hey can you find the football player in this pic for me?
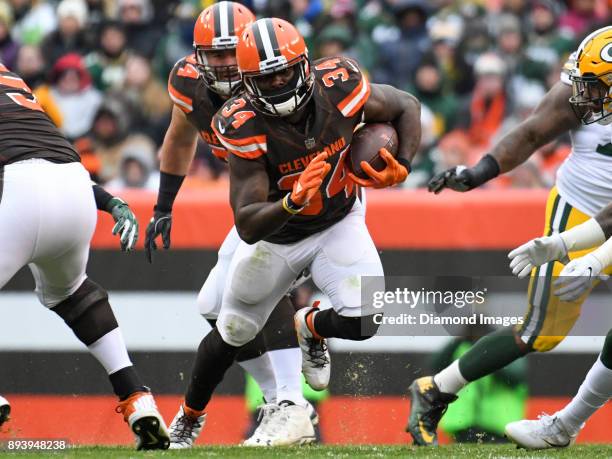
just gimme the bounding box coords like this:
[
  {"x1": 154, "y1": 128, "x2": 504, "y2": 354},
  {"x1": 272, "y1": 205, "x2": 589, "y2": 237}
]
[
  {"x1": 0, "y1": 64, "x2": 169, "y2": 449},
  {"x1": 505, "y1": 203, "x2": 612, "y2": 448},
  {"x1": 166, "y1": 17, "x2": 419, "y2": 447},
  {"x1": 408, "y1": 26, "x2": 612, "y2": 446},
  {"x1": 143, "y1": 3, "x2": 316, "y2": 448}
]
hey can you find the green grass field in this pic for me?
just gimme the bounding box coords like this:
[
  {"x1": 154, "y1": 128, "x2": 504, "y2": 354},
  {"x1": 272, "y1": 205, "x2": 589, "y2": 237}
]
[{"x1": 2, "y1": 444, "x2": 612, "y2": 458}]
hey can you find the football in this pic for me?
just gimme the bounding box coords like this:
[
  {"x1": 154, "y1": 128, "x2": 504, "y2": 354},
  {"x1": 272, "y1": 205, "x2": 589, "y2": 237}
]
[{"x1": 348, "y1": 123, "x2": 399, "y2": 179}]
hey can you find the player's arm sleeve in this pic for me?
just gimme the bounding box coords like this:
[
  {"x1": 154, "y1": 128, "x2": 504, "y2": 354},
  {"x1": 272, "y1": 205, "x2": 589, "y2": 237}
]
[
  {"x1": 167, "y1": 58, "x2": 197, "y2": 114},
  {"x1": 91, "y1": 183, "x2": 114, "y2": 211},
  {"x1": 211, "y1": 103, "x2": 267, "y2": 160}
]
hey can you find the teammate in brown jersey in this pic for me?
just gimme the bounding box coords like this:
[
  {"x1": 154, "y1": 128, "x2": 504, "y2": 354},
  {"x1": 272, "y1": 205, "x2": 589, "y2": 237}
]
[
  {"x1": 0, "y1": 63, "x2": 169, "y2": 449},
  {"x1": 171, "y1": 17, "x2": 420, "y2": 446},
  {"x1": 142, "y1": 3, "x2": 319, "y2": 448}
]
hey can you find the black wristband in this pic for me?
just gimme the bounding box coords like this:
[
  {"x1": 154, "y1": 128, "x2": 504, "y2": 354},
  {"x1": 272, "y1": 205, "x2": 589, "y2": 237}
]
[
  {"x1": 469, "y1": 154, "x2": 500, "y2": 188},
  {"x1": 92, "y1": 184, "x2": 114, "y2": 211},
  {"x1": 397, "y1": 156, "x2": 412, "y2": 173},
  {"x1": 156, "y1": 172, "x2": 185, "y2": 213}
]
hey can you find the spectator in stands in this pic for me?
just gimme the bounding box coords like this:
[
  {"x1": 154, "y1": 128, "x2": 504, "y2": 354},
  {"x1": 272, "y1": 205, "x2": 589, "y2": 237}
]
[
  {"x1": 524, "y1": 0, "x2": 575, "y2": 74},
  {"x1": 34, "y1": 53, "x2": 102, "y2": 140},
  {"x1": 120, "y1": 52, "x2": 171, "y2": 145},
  {"x1": 41, "y1": 0, "x2": 90, "y2": 68},
  {"x1": 0, "y1": 2, "x2": 18, "y2": 70},
  {"x1": 428, "y1": 17, "x2": 463, "y2": 95},
  {"x1": 457, "y1": 52, "x2": 510, "y2": 151},
  {"x1": 118, "y1": 0, "x2": 163, "y2": 58},
  {"x1": 152, "y1": 1, "x2": 195, "y2": 80},
  {"x1": 88, "y1": 96, "x2": 156, "y2": 183},
  {"x1": 105, "y1": 143, "x2": 159, "y2": 190},
  {"x1": 15, "y1": 43, "x2": 44, "y2": 88},
  {"x1": 316, "y1": 23, "x2": 352, "y2": 59},
  {"x1": 85, "y1": 20, "x2": 129, "y2": 90},
  {"x1": 430, "y1": 130, "x2": 474, "y2": 179},
  {"x1": 373, "y1": 0, "x2": 430, "y2": 90},
  {"x1": 401, "y1": 104, "x2": 437, "y2": 188},
  {"x1": 9, "y1": 0, "x2": 56, "y2": 45},
  {"x1": 559, "y1": 0, "x2": 600, "y2": 38},
  {"x1": 409, "y1": 54, "x2": 458, "y2": 136},
  {"x1": 450, "y1": 20, "x2": 489, "y2": 95}
]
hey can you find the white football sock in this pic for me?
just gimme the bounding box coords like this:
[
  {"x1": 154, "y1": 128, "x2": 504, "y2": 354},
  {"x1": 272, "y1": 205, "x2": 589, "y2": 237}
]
[
  {"x1": 238, "y1": 353, "x2": 277, "y2": 404},
  {"x1": 88, "y1": 328, "x2": 132, "y2": 375},
  {"x1": 433, "y1": 360, "x2": 468, "y2": 394},
  {"x1": 269, "y1": 348, "x2": 307, "y2": 406},
  {"x1": 556, "y1": 357, "x2": 612, "y2": 436}
]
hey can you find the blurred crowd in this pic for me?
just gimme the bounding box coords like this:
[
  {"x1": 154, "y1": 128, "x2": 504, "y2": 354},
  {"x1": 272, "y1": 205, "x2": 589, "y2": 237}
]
[{"x1": 0, "y1": 0, "x2": 609, "y2": 190}]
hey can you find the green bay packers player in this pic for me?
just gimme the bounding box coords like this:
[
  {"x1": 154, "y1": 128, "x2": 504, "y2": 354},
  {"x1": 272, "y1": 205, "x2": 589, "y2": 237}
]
[
  {"x1": 168, "y1": 17, "x2": 418, "y2": 447},
  {"x1": 408, "y1": 26, "x2": 612, "y2": 446},
  {"x1": 143, "y1": 3, "x2": 318, "y2": 448},
  {"x1": 504, "y1": 199, "x2": 612, "y2": 448}
]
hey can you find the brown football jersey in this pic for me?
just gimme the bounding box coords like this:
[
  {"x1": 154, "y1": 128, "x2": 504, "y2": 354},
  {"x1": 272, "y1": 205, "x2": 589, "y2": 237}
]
[
  {"x1": 0, "y1": 64, "x2": 79, "y2": 167},
  {"x1": 212, "y1": 56, "x2": 371, "y2": 244},
  {"x1": 167, "y1": 54, "x2": 228, "y2": 160}
]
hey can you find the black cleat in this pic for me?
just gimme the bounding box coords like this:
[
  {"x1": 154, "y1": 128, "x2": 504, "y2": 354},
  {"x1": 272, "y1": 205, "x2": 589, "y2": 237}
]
[{"x1": 407, "y1": 376, "x2": 457, "y2": 446}]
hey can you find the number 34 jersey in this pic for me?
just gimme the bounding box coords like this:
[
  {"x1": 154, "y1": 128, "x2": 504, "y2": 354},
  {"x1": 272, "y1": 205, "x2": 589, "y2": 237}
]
[
  {"x1": 0, "y1": 64, "x2": 79, "y2": 167},
  {"x1": 212, "y1": 56, "x2": 371, "y2": 244}
]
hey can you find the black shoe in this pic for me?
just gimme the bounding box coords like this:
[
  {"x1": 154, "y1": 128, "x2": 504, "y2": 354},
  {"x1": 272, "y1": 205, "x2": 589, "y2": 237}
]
[{"x1": 407, "y1": 376, "x2": 457, "y2": 446}]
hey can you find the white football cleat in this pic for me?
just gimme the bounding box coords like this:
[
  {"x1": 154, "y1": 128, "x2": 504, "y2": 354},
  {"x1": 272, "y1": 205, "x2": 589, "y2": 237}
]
[
  {"x1": 243, "y1": 403, "x2": 279, "y2": 446},
  {"x1": 116, "y1": 391, "x2": 170, "y2": 450},
  {"x1": 0, "y1": 396, "x2": 10, "y2": 427},
  {"x1": 243, "y1": 401, "x2": 315, "y2": 446},
  {"x1": 294, "y1": 305, "x2": 331, "y2": 390},
  {"x1": 505, "y1": 413, "x2": 578, "y2": 449},
  {"x1": 168, "y1": 404, "x2": 206, "y2": 449}
]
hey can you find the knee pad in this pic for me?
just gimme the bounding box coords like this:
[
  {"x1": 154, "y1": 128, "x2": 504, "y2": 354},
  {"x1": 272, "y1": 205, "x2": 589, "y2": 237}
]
[
  {"x1": 217, "y1": 313, "x2": 260, "y2": 347},
  {"x1": 51, "y1": 278, "x2": 118, "y2": 346},
  {"x1": 532, "y1": 335, "x2": 565, "y2": 352},
  {"x1": 230, "y1": 248, "x2": 279, "y2": 305}
]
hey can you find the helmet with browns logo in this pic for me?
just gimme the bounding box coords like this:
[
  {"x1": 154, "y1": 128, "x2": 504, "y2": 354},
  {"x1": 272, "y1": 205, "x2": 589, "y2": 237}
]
[
  {"x1": 193, "y1": 1, "x2": 255, "y2": 96},
  {"x1": 237, "y1": 18, "x2": 314, "y2": 117},
  {"x1": 569, "y1": 26, "x2": 612, "y2": 125}
]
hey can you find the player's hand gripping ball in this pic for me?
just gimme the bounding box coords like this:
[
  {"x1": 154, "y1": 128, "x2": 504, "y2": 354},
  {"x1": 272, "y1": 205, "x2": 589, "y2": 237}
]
[{"x1": 347, "y1": 123, "x2": 407, "y2": 188}]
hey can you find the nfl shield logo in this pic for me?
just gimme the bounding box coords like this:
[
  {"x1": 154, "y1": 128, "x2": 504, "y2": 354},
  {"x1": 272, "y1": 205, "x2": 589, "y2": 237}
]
[{"x1": 304, "y1": 137, "x2": 316, "y2": 149}]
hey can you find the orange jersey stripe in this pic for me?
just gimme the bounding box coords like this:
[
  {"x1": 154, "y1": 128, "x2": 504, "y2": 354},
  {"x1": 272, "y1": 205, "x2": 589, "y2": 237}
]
[
  {"x1": 337, "y1": 74, "x2": 371, "y2": 117},
  {"x1": 211, "y1": 123, "x2": 267, "y2": 159},
  {"x1": 167, "y1": 81, "x2": 193, "y2": 113}
]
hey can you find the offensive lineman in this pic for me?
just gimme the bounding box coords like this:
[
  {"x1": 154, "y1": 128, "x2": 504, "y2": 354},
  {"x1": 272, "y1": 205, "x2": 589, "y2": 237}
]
[
  {"x1": 166, "y1": 17, "x2": 419, "y2": 447},
  {"x1": 0, "y1": 63, "x2": 169, "y2": 449},
  {"x1": 407, "y1": 26, "x2": 612, "y2": 446},
  {"x1": 143, "y1": 3, "x2": 316, "y2": 447}
]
